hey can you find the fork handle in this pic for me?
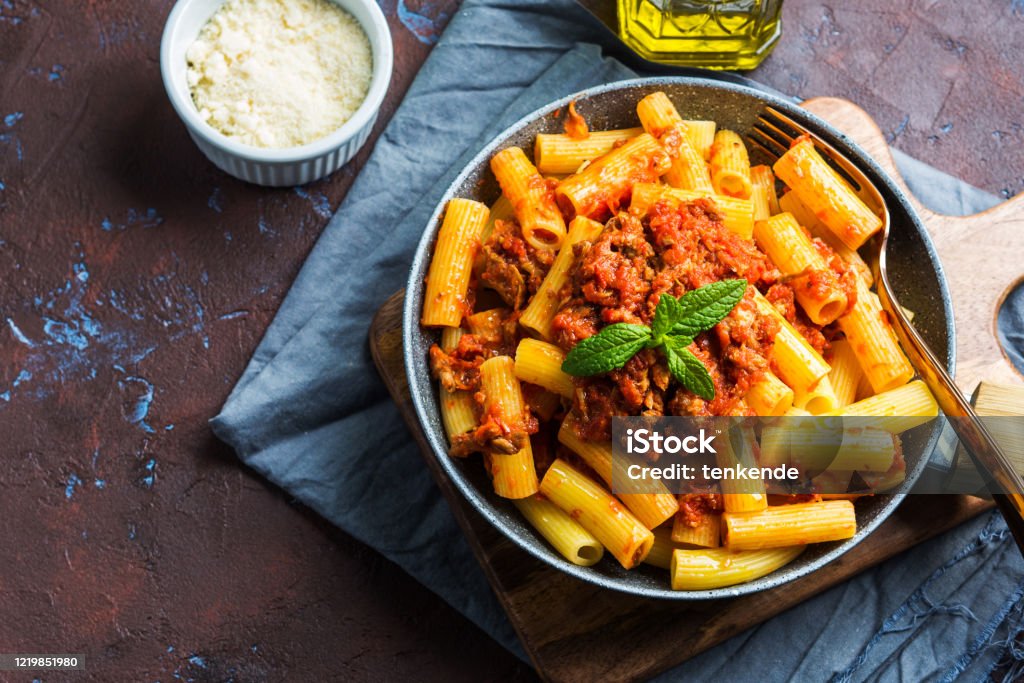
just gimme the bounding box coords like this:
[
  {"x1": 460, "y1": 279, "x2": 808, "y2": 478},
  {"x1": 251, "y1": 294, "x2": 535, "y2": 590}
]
[{"x1": 877, "y1": 284, "x2": 1024, "y2": 553}]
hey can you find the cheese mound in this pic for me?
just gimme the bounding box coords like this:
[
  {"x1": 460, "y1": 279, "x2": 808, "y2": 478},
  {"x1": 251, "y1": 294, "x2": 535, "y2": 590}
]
[{"x1": 186, "y1": 0, "x2": 372, "y2": 149}]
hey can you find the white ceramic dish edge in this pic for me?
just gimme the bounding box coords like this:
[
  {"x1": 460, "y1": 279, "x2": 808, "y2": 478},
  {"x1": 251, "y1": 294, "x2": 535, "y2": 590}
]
[{"x1": 160, "y1": 0, "x2": 393, "y2": 187}]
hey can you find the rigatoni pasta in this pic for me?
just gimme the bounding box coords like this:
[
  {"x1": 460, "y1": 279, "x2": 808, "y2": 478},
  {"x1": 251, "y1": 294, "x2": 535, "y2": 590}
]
[
  {"x1": 421, "y1": 198, "x2": 490, "y2": 326},
  {"x1": 519, "y1": 215, "x2": 604, "y2": 339},
  {"x1": 636, "y1": 91, "x2": 714, "y2": 192},
  {"x1": 773, "y1": 138, "x2": 882, "y2": 249},
  {"x1": 540, "y1": 458, "x2": 654, "y2": 569},
  {"x1": 479, "y1": 356, "x2": 538, "y2": 499},
  {"x1": 491, "y1": 146, "x2": 567, "y2": 250},
  {"x1": 534, "y1": 127, "x2": 644, "y2": 175},
  {"x1": 514, "y1": 495, "x2": 604, "y2": 566},
  {"x1": 422, "y1": 91, "x2": 936, "y2": 591}
]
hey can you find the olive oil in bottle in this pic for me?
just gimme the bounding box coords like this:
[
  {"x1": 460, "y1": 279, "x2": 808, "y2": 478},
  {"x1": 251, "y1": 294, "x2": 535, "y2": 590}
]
[{"x1": 617, "y1": 0, "x2": 784, "y2": 70}]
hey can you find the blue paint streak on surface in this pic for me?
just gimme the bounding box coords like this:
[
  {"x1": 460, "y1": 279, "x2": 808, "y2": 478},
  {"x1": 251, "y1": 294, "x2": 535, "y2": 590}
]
[
  {"x1": 100, "y1": 207, "x2": 163, "y2": 232},
  {"x1": 4, "y1": 112, "x2": 22, "y2": 127},
  {"x1": 0, "y1": 132, "x2": 24, "y2": 162},
  {"x1": 107, "y1": 289, "x2": 146, "y2": 321},
  {"x1": 48, "y1": 64, "x2": 64, "y2": 81},
  {"x1": 141, "y1": 458, "x2": 156, "y2": 487},
  {"x1": 0, "y1": 180, "x2": 5, "y2": 190},
  {"x1": 396, "y1": 0, "x2": 446, "y2": 45},
  {"x1": 164, "y1": 424, "x2": 175, "y2": 431},
  {"x1": 7, "y1": 318, "x2": 35, "y2": 347},
  {"x1": 167, "y1": 645, "x2": 175, "y2": 653},
  {"x1": 128, "y1": 523, "x2": 137, "y2": 540},
  {"x1": 43, "y1": 317, "x2": 92, "y2": 350},
  {"x1": 293, "y1": 187, "x2": 332, "y2": 219},
  {"x1": 940, "y1": 123, "x2": 954, "y2": 134},
  {"x1": 208, "y1": 186, "x2": 224, "y2": 213},
  {"x1": 65, "y1": 473, "x2": 82, "y2": 499},
  {"x1": 13, "y1": 370, "x2": 31, "y2": 387},
  {"x1": 188, "y1": 655, "x2": 207, "y2": 669},
  {"x1": 94, "y1": 479, "x2": 106, "y2": 489},
  {"x1": 0, "y1": 391, "x2": 10, "y2": 402},
  {"x1": 120, "y1": 376, "x2": 155, "y2": 433},
  {"x1": 257, "y1": 216, "x2": 275, "y2": 236},
  {"x1": 218, "y1": 310, "x2": 248, "y2": 321}
]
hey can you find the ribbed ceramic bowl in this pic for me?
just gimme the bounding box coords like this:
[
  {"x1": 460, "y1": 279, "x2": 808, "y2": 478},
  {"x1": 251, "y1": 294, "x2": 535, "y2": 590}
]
[
  {"x1": 403, "y1": 78, "x2": 953, "y2": 600},
  {"x1": 160, "y1": 0, "x2": 392, "y2": 187}
]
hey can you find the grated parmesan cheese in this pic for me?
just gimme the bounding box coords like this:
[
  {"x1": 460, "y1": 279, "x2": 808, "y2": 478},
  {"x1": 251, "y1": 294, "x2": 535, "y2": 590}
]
[{"x1": 186, "y1": 0, "x2": 372, "y2": 149}]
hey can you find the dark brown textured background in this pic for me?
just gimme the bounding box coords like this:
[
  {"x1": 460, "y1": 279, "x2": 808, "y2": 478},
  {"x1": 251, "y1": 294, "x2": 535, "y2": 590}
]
[{"x1": 0, "y1": 1, "x2": 1020, "y2": 681}]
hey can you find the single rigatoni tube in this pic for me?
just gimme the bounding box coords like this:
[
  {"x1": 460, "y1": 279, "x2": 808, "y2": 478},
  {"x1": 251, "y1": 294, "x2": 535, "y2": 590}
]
[
  {"x1": 540, "y1": 459, "x2": 654, "y2": 569},
  {"x1": 794, "y1": 375, "x2": 840, "y2": 415},
  {"x1": 750, "y1": 165, "x2": 780, "y2": 220},
  {"x1": 636, "y1": 92, "x2": 713, "y2": 192},
  {"x1": 778, "y1": 190, "x2": 873, "y2": 286},
  {"x1": 753, "y1": 213, "x2": 848, "y2": 325},
  {"x1": 753, "y1": 291, "x2": 831, "y2": 394},
  {"x1": 556, "y1": 133, "x2": 670, "y2": 219},
  {"x1": 722, "y1": 500, "x2": 857, "y2": 550},
  {"x1": 490, "y1": 146, "x2": 567, "y2": 251},
  {"x1": 645, "y1": 526, "x2": 682, "y2": 569},
  {"x1": 826, "y1": 380, "x2": 938, "y2": 434},
  {"x1": 513, "y1": 338, "x2": 574, "y2": 398},
  {"x1": 828, "y1": 428, "x2": 897, "y2": 472},
  {"x1": 534, "y1": 127, "x2": 644, "y2": 175},
  {"x1": 421, "y1": 198, "x2": 490, "y2": 326},
  {"x1": 466, "y1": 308, "x2": 505, "y2": 339},
  {"x1": 439, "y1": 326, "x2": 464, "y2": 352},
  {"x1": 670, "y1": 546, "x2": 805, "y2": 590},
  {"x1": 773, "y1": 139, "x2": 882, "y2": 249},
  {"x1": 520, "y1": 215, "x2": 605, "y2": 339},
  {"x1": 717, "y1": 429, "x2": 768, "y2": 513},
  {"x1": 672, "y1": 512, "x2": 721, "y2": 549},
  {"x1": 828, "y1": 339, "x2": 862, "y2": 408},
  {"x1": 479, "y1": 356, "x2": 538, "y2": 499},
  {"x1": 440, "y1": 387, "x2": 477, "y2": 446},
  {"x1": 745, "y1": 371, "x2": 795, "y2": 416},
  {"x1": 838, "y1": 279, "x2": 914, "y2": 394},
  {"x1": 709, "y1": 129, "x2": 753, "y2": 199},
  {"x1": 629, "y1": 183, "x2": 754, "y2": 239},
  {"x1": 557, "y1": 417, "x2": 679, "y2": 529},
  {"x1": 482, "y1": 192, "x2": 515, "y2": 244},
  {"x1": 514, "y1": 495, "x2": 604, "y2": 566},
  {"x1": 683, "y1": 119, "x2": 716, "y2": 160}
]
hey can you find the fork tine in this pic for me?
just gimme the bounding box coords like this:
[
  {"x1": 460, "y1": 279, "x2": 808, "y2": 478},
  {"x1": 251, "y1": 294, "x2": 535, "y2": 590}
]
[
  {"x1": 756, "y1": 106, "x2": 866, "y2": 194},
  {"x1": 760, "y1": 106, "x2": 808, "y2": 143},
  {"x1": 747, "y1": 126, "x2": 789, "y2": 160}
]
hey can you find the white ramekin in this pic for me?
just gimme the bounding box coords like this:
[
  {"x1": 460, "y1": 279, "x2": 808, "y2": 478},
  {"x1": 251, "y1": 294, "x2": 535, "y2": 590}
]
[{"x1": 160, "y1": 0, "x2": 393, "y2": 187}]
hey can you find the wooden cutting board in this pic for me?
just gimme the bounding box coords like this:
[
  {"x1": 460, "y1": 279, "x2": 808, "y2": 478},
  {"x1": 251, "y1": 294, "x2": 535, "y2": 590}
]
[{"x1": 368, "y1": 97, "x2": 1022, "y2": 682}]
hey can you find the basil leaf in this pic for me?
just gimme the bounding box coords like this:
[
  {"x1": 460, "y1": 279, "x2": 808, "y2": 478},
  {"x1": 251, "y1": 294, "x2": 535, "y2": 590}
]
[
  {"x1": 650, "y1": 293, "x2": 681, "y2": 343},
  {"x1": 664, "y1": 338, "x2": 716, "y2": 401},
  {"x1": 670, "y1": 279, "x2": 748, "y2": 339},
  {"x1": 561, "y1": 324, "x2": 652, "y2": 377}
]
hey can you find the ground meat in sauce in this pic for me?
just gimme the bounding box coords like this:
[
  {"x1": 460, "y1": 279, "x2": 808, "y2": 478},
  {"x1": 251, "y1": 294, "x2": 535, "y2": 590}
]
[
  {"x1": 677, "y1": 493, "x2": 724, "y2": 527},
  {"x1": 428, "y1": 311, "x2": 517, "y2": 393},
  {"x1": 478, "y1": 219, "x2": 554, "y2": 309},
  {"x1": 553, "y1": 199, "x2": 783, "y2": 440},
  {"x1": 765, "y1": 283, "x2": 830, "y2": 355}
]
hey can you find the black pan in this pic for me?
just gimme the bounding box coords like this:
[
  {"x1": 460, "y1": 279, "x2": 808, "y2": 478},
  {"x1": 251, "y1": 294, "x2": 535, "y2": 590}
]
[{"x1": 402, "y1": 77, "x2": 953, "y2": 600}]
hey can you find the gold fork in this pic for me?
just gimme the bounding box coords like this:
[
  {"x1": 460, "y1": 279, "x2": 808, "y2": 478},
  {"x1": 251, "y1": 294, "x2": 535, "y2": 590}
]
[{"x1": 748, "y1": 106, "x2": 1024, "y2": 553}]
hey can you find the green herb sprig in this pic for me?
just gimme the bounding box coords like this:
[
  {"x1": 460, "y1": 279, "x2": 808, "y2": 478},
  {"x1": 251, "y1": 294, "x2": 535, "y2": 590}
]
[{"x1": 560, "y1": 280, "x2": 747, "y2": 400}]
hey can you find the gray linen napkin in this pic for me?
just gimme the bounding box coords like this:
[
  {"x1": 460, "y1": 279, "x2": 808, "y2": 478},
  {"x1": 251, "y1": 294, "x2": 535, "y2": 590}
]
[{"x1": 212, "y1": 0, "x2": 1024, "y2": 679}]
